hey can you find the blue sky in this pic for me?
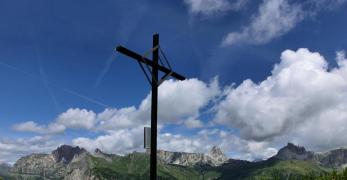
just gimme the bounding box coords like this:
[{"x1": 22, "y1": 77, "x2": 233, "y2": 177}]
[{"x1": 1, "y1": 0, "x2": 347, "y2": 163}]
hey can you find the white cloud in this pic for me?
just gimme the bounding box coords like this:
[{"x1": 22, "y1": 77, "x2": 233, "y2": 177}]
[
  {"x1": 214, "y1": 48, "x2": 347, "y2": 151},
  {"x1": 184, "y1": 117, "x2": 204, "y2": 128},
  {"x1": 13, "y1": 121, "x2": 65, "y2": 134},
  {"x1": 97, "y1": 107, "x2": 142, "y2": 131},
  {"x1": 222, "y1": 0, "x2": 304, "y2": 46},
  {"x1": 57, "y1": 108, "x2": 96, "y2": 130},
  {"x1": 73, "y1": 126, "x2": 144, "y2": 154},
  {"x1": 13, "y1": 108, "x2": 96, "y2": 134},
  {"x1": 184, "y1": 0, "x2": 248, "y2": 16},
  {"x1": 73, "y1": 128, "x2": 210, "y2": 155},
  {"x1": 136, "y1": 78, "x2": 220, "y2": 125},
  {"x1": 158, "y1": 133, "x2": 208, "y2": 153},
  {"x1": 89, "y1": 78, "x2": 219, "y2": 132},
  {"x1": 218, "y1": 131, "x2": 277, "y2": 161},
  {"x1": 72, "y1": 125, "x2": 276, "y2": 160},
  {"x1": 160, "y1": 129, "x2": 277, "y2": 160},
  {"x1": 221, "y1": 0, "x2": 346, "y2": 46},
  {"x1": 13, "y1": 78, "x2": 219, "y2": 135}
]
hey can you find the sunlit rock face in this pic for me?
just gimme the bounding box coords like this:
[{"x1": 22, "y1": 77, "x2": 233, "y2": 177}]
[
  {"x1": 11, "y1": 145, "x2": 95, "y2": 180},
  {"x1": 157, "y1": 146, "x2": 229, "y2": 166},
  {"x1": 11, "y1": 153, "x2": 67, "y2": 179},
  {"x1": 208, "y1": 146, "x2": 229, "y2": 163}
]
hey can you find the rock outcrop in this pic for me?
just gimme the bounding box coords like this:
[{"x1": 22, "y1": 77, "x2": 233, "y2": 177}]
[
  {"x1": 274, "y1": 143, "x2": 314, "y2": 161},
  {"x1": 94, "y1": 148, "x2": 118, "y2": 162},
  {"x1": 273, "y1": 143, "x2": 347, "y2": 168},
  {"x1": 315, "y1": 148, "x2": 347, "y2": 168},
  {"x1": 11, "y1": 145, "x2": 95, "y2": 180},
  {"x1": 209, "y1": 146, "x2": 229, "y2": 163},
  {"x1": 52, "y1": 145, "x2": 87, "y2": 164},
  {"x1": 157, "y1": 146, "x2": 228, "y2": 166}
]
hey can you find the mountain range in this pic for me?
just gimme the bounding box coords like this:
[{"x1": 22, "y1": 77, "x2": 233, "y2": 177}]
[{"x1": 1, "y1": 143, "x2": 347, "y2": 179}]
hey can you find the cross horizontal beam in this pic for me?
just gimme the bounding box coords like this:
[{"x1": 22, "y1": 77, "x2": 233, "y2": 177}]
[{"x1": 116, "y1": 46, "x2": 186, "y2": 81}]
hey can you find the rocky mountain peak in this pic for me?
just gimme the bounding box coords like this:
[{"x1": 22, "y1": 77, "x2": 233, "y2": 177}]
[
  {"x1": 157, "y1": 147, "x2": 229, "y2": 166},
  {"x1": 94, "y1": 148, "x2": 115, "y2": 162},
  {"x1": 208, "y1": 146, "x2": 228, "y2": 163},
  {"x1": 52, "y1": 145, "x2": 87, "y2": 164},
  {"x1": 210, "y1": 146, "x2": 223, "y2": 157},
  {"x1": 315, "y1": 148, "x2": 347, "y2": 168},
  {"x1": 274, "y1": 143, "x2": 314, "y2": 161},
  {"x1": 283, "y1": 143, "x2": 306, "y2": 154},
  {"x1": 95, "y1": 148, "x2": 103, "y2": 154}
]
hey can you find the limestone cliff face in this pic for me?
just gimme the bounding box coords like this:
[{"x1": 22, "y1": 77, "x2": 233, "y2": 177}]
[
  {"x1": 11, "y1": 153, "x2": 66, "y2": 179},
  {"x1": 209, "y1": 146, "x2": 229, "y2": 163},
  {"x1": 11, "y1": 145, "x2": 97, "y2": 180},
  {"x1": 157, "y1": 146, "x2": 229, "y2": 166}
]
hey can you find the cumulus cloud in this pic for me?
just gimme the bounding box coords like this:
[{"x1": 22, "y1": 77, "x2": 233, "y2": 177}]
[
  {"x1": 73, "y1": 127, "x2": 211, "y2": 155},
  {"x1": 158, "y1": 132, "x2": 208, "y2": 153},
  {"x1": 183, "y1": 0, "x2": 248, "y2": 16},
  {"x1": 73, "y1": 126, "x2": 144, "y2": 154},
  {"x1": 160, "y1": 128, "x2": 277, "y2": 160},
  {"x1": 13, "y1": 121, "x2": 65, "y2": 134},
  {"x1": 97, "y1": 107, "x2": 140, "y2": 131},
  {"x1": 217, "y1": 130, "x2": 277, "y2": 160},
  {"x1": 13, "y1": 78, "x2": 219, "y2": 134},
  {"x1": 13, "y1": 108, "x2": 96, "y2": 134},
  {"x1": 72, "y1": 124, "x2": 276, "y2": 161},
  {"x1": 140, "y1": 78, "x2": 220, "y2": 123},
  {"x1": 222, "y1": 0, "x2": 346, "y2": 46},
  {"x1": 214, "y1": 48, "x2": 347, "y2": 151},
  {"x1": 57, "y1": 108, "x2": 96, "y2": 130}
]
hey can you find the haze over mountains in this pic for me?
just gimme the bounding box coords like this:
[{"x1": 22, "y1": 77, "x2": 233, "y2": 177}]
[{"x1": 1, "y1": 142, "x2": 347, "y2": 179}]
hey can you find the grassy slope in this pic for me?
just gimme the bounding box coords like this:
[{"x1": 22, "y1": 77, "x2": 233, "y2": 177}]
[
  {"x1": 89, "y1": 153, "x2": 220, "y2": 180},
  {"x1": 216, "y1": 159, "x2": 330, "y2": 180},
  {"x1": 89, "y1": 153, "x2": 332, "y2": 180}
]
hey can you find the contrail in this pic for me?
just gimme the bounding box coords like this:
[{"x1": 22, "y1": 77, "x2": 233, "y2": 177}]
[
  {"x1": 60, "y1": 88, "x2": 109, "y2": 108},
  {"x1": 94, "y1": 53, "x2": 117, "y2": 89},
  {"x1": 35, "y1": 46, "x2": 61, "y2": 111},
  {"x1": 30, "y1": 28, "x2": 60, "y2": 111},
  {"x1": 0, "y1": 61, "x2": 110, "y2": 108}
]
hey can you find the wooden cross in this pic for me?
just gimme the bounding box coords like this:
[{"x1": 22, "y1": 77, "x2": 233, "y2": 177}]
[{"x1": 116, "y1": 34, "x2": 186, "y2": 179}]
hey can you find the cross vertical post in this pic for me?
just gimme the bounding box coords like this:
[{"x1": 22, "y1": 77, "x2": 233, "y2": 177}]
[
  {"x1": 150, "y1": 34, "x2": 159, "y2": 180},
  {"x1": 116, "y1": 33, "x2": 186, "y2": 180}
]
